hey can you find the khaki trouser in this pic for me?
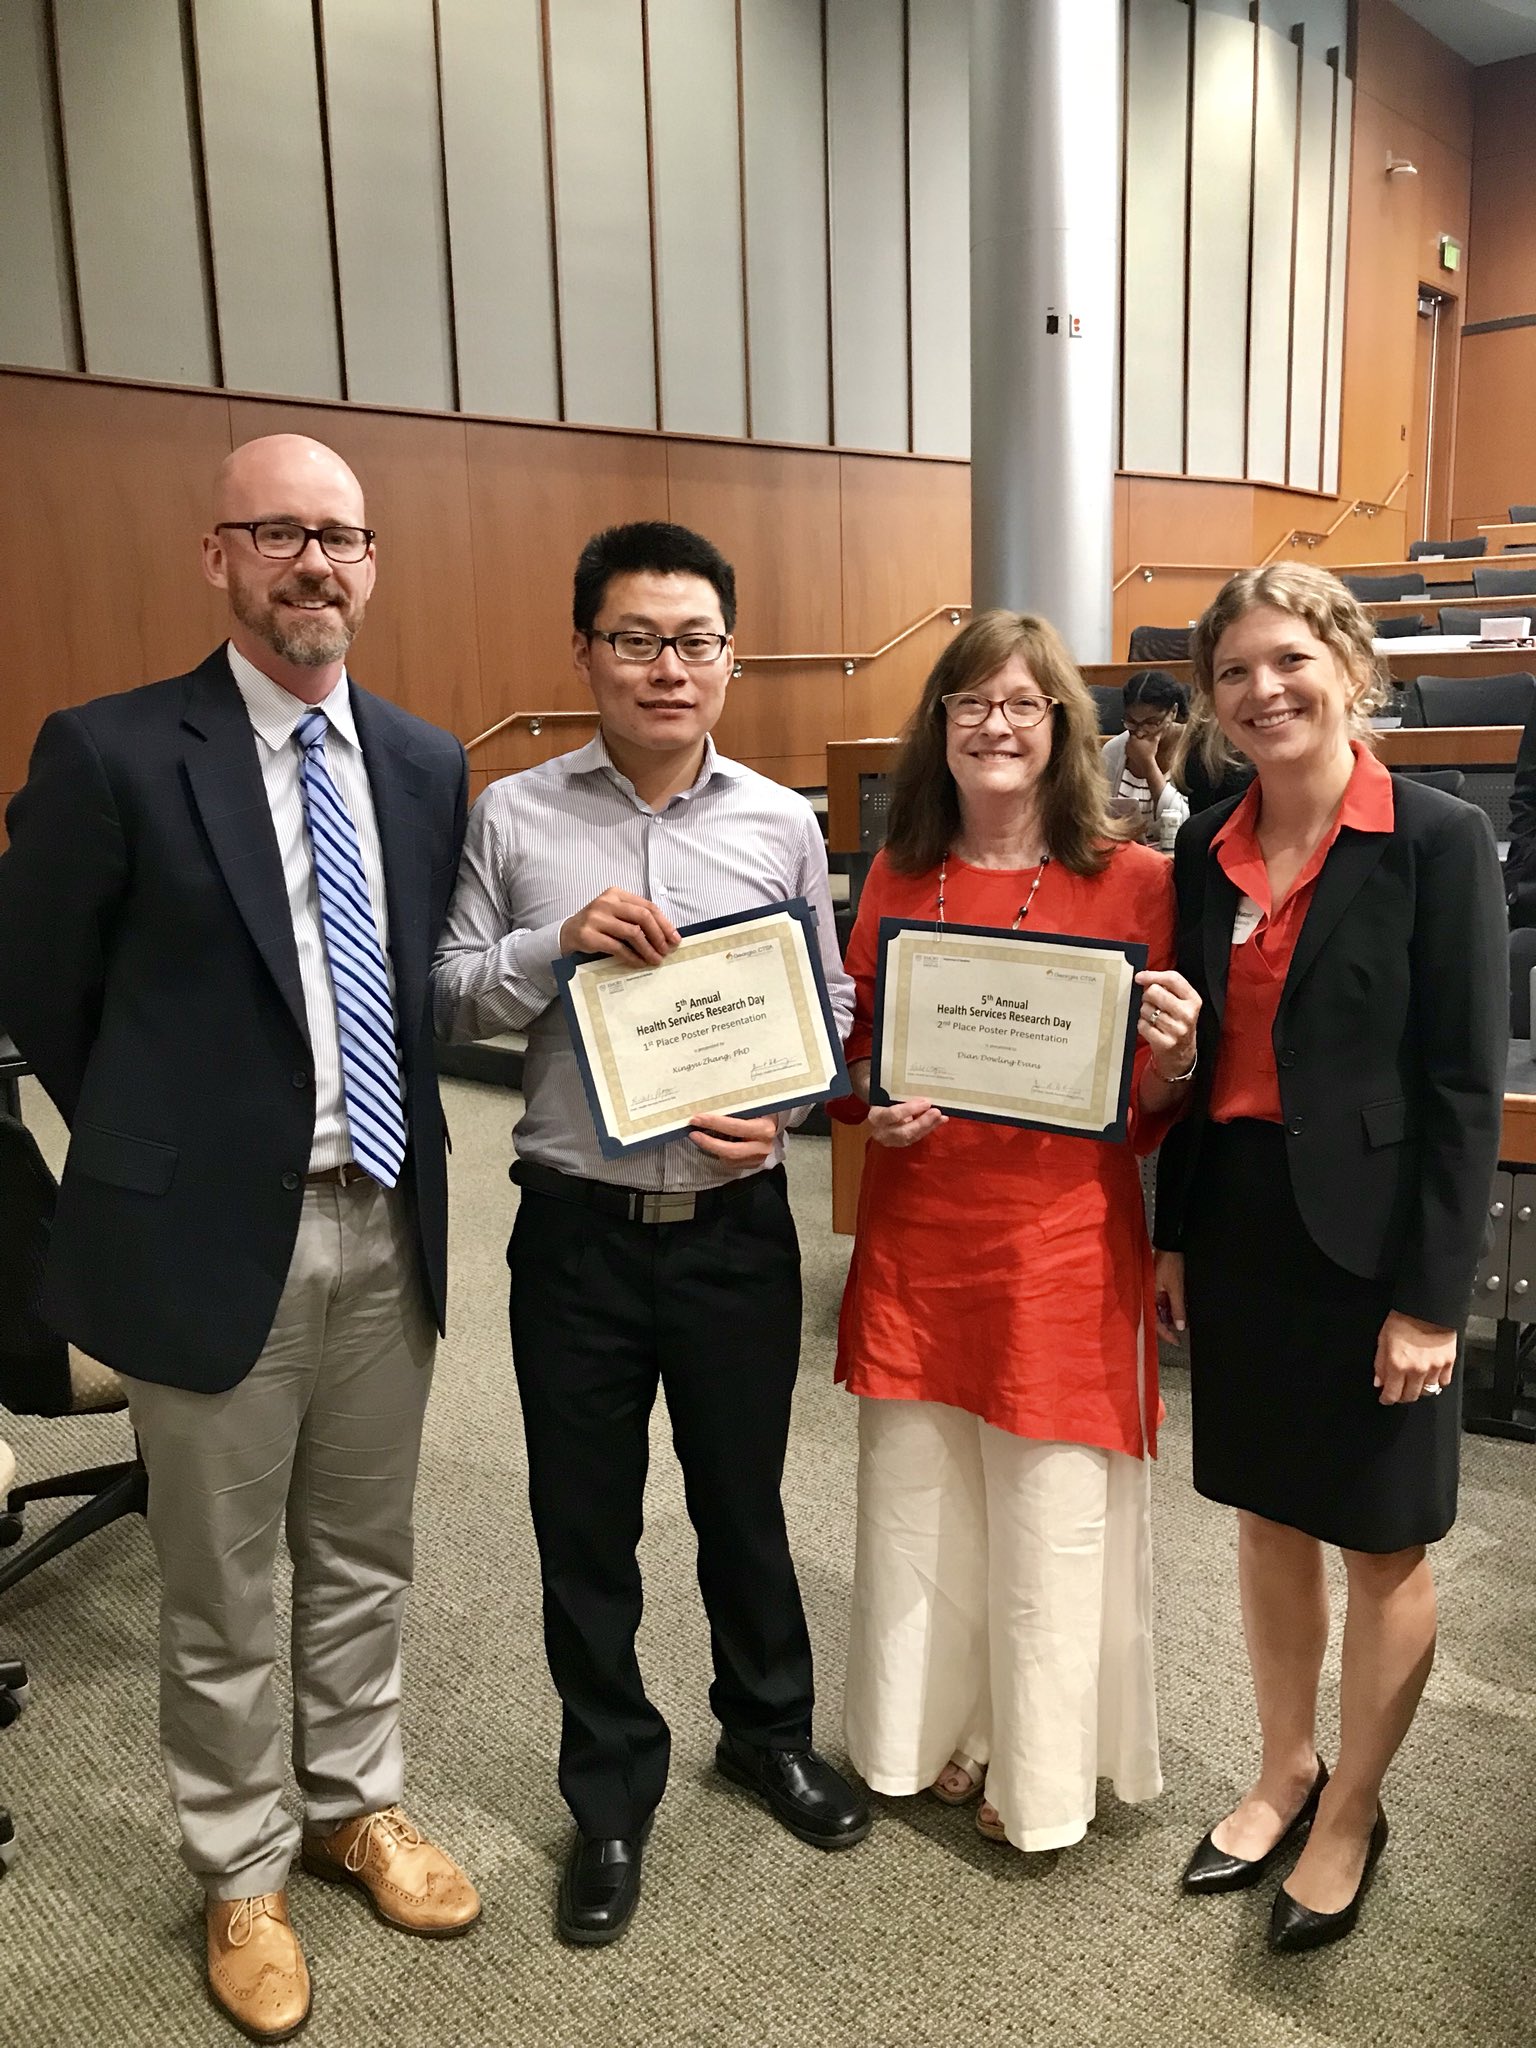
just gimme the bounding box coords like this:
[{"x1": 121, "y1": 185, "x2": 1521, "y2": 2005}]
[{"x1": 122, "y1": 1179, "x2": 435, "y2": 1898}]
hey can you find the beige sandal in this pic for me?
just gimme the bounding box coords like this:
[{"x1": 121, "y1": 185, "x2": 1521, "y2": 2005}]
[
  {"x1": 930, "y1": 1754, "x2": 986, "y2": 1807},
  {"x1": 975, "y1": 1800, "x2": 1009, "y2": 1843}
]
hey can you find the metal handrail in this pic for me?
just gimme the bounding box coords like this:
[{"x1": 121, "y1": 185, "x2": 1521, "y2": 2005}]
[
  {"x1": 465, "y1": 708, "x2": 598, "y2": 752},
  {"x1": 1111, "y1": 473, "x2": 1413, "y2": 592}
]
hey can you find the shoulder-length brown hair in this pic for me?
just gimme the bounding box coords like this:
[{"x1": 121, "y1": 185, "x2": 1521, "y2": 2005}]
[
  {"x1": 1186, "y1": 564, "x2": 1389, "y2": 771},
  {"x1": 883, "y1": 609, "x2": 1124, "y2": 878}
]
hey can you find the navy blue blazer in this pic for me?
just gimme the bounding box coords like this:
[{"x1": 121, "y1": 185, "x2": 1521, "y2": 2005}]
[
  {"x1": 1153, "y1": 773, "x2": 1507, "y2": 1331},
  {"x1": 0, "y1": 648, "x2": 467, "y2": 1392}
]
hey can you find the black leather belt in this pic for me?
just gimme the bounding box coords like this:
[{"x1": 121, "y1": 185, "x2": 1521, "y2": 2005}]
[{"x1": 511, "y1": 1158, "x2": 783, "y2": 1225}]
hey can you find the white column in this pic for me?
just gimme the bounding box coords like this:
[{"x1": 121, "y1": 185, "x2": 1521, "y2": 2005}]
[{"x1": 970, "y1": 0, "x2": 1121, "y2": 660}]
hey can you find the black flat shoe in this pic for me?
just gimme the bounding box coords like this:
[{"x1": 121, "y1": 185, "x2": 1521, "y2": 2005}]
[
  {"x1": 1181, "y1": 1761, "x2": 1329, "y2": 1894},
  {"x1": 556, "y1": 1832, "x2": 644, "y2": 1946},
  {"x1": 1268, "y1": 1808, "x2": 1389, "y2": 1953},
  {"x1": 715, "y1": 1732, "x2": 872, "y2": 1849}
]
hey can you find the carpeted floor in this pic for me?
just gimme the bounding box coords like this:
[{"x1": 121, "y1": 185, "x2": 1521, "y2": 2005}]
[{"x1": 1, "y1": 1075, "x2": 1533, "y2": 2048}]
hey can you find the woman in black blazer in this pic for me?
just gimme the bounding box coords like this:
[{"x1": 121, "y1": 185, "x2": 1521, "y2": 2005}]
[{"x1": 1154, "y1": 565, "x2": 1506, "y2": 1954}]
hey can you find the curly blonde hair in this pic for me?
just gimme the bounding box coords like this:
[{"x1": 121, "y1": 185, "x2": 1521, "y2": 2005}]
[{"x1": 1187, "y1": 564, "x2": 1389, "y2": 769}]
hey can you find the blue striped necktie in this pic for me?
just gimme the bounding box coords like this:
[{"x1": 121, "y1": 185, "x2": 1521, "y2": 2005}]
[{"x1": 293, "y1": 708, "x2": 407, "y2": 1187}]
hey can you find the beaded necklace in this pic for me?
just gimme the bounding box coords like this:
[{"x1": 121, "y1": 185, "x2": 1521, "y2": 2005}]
[{"x1": 936, "y1": 851, "x2": 1051, "y2": 930}]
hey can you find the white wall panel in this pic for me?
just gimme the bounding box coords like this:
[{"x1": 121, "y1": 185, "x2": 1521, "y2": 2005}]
[
  {"x1": 647, "y1": 0, "x2": 746, "y2": 437},
  {"x1": 192, "y1": 0, "x2": 341, "y2": 399},
  {"x1": 0, "y1": 0, "x2": 77, "y2": 369},
  {"x1": 545, "y1": 0, "x2": 656, "y2": 429},
  {"x1": 1121, "y1": 0, "x2": 1188, "y2": 474},
  {"x1": 437, "y1": 0, "x2": 559, "y2": 420},
  {"x1": 739, "y1": 0, "x2": 829, "y2": 444},
  {"x1": 1247, "y1": 25, "x2": 1298, "y2": 484},
  {"x1": 1287, "y1": 51, "x2": 1333, "y2": 490},
  {"x1": 52, "y1": 0, "x2": 216, "y2": 383},
  {"x1": 908, "y1": 0, "x2": 969, "y2": 458},
  {"x1": 1186, "y1": 8, "x2": 1254, "y2": 479},
  {"x1": 320, "y1": 0, "x2": 455, "y2": 410},
  {"x1": 825, "y1": 0, "x2": 908, "y2": 450},
  {"x1": 1321, "y1": 70, "x2": 1352, "y2": 495}
]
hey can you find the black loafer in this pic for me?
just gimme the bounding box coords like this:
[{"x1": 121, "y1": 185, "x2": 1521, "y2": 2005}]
[
  {"x1": 1181, "y1": 1760, "x2": 1329, "y2": 1894},
  {"x1": 1268, "y1": 1808, "x2": 1389, "y2": 1953},
  {"x1": 556, "y1": 1832, "x2": 644, "y2": 1946},
  {"x1": 715, "y1": 1733, "x2": 872, "y2": 1849}
]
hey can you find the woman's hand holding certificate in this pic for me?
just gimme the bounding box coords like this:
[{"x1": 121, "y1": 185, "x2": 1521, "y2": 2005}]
[{"x1": 556, "y1": 897, "x2": 848, "y2": 1157}]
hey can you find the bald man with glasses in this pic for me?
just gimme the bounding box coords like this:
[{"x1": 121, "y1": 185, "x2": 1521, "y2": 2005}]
[{"x1": 0, "y1": 435, "x2": 476, "y2": 2040}]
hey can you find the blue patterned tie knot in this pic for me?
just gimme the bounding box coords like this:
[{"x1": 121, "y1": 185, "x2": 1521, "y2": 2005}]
[{"x1": 294, "y1": 708, "x2": 407, "y2": 1187}]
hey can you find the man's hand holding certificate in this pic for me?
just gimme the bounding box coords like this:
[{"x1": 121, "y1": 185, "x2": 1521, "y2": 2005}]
[
  {"x1": 871, "y1": 920, "x2": 1146, "y2": 1143},
  {"x1": 556, "y1": 898, "x2": 849, "y2": 1157}
]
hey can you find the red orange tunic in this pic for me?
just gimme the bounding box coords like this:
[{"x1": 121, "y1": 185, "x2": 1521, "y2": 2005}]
[
  {"x1": 834, "y1": 842, "x2": 1178, "y2": 1459},
  {"x1": 1208, "y1": 743, "x2": 1396, "y2": 1124}
]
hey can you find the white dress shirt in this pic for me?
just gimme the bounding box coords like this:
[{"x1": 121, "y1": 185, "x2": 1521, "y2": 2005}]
[
  {"x1": 226, "y1": 643, "x2": 397, "y2": 1171},
  {"x1": 432, "y1": 731, "x2": 854, "y2": 1189}
]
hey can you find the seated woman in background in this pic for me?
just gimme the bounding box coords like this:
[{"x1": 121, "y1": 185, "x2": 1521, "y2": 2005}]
[
  {"x1": 1100, "y1": 668, "x2": 1190, "y2": 849},
  {"x1": 1155, "y1": 564, "x2": 1506, "y2": 1953},
  {"x1": 832, "y1": 611, "x2": 1201, "y2": 1854}
]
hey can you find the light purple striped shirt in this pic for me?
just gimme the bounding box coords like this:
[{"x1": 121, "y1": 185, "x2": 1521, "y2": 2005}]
[{"x1": 431, "y1": 732, "x2": 853, "y2": 1189}]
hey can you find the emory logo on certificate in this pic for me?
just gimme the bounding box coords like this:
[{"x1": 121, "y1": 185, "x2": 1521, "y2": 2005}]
[
  {"x1": 555, "y1": 898, "x2": 850, "y2": 1157},
  {"x1": 871, "y1": 920, "x2": 1147, "y2": 1143}
]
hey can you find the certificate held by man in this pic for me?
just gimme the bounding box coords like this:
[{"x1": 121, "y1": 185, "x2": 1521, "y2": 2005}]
[
  {"x1": 871, "y1": 919, "x2": 1146, "y2": 1142},
  {"x1": 556, "y1": 897, "x2": 849, "y2": 1155}
]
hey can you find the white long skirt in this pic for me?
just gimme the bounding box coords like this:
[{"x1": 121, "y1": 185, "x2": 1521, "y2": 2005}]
[{"x1": 843, "y1": 1396, "x2": 1162, "y2": 1851}]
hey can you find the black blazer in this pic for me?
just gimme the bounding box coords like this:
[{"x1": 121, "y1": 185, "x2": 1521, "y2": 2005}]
[
  {"x1": 0, "y1": 648, "x2": 467, "y2": 1393},
  {"x1": 1154, "y1": 774, "x2": 1507, "y2": 1330}
]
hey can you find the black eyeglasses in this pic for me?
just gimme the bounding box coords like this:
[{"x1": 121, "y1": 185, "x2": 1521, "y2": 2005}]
[
  {"x1": 216, "y1": 520, "x2": 375, "y2": 564},
  {"x1": 589, "y1": 629, "x2": 731, "y2": 665}
]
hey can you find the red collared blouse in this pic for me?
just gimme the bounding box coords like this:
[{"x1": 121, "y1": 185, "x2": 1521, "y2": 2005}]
[{"x1": 1207, "y1": 742, "x2": 1396, "y2": 1125}]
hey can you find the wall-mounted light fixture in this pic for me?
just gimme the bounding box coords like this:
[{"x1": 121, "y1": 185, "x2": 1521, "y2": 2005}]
[{"x1": 1386, "y1": 153, "x2": 1419, "y2": 178}]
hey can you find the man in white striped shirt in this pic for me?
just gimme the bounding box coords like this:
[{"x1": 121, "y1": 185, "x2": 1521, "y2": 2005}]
[
  {"x1": 434, "y1": 522, "x2": 868, "y2": 1944},
  {"x1": 0, "y1": 436, "x2": 476, "y2": 2040}
]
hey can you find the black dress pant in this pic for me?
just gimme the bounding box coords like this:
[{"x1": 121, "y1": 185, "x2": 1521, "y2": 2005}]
[{"x1": 508, "y1": 1167, "x2": 815, "y2": 1839}]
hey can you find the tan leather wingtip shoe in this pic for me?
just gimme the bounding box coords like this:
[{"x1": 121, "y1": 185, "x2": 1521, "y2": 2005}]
[
  {"x1": 205, "y1": 1891, "x2": 311, "y2": 2043},
  {"x1": 301, "y1": 1806, "x2": 480, "y2": 1937}
]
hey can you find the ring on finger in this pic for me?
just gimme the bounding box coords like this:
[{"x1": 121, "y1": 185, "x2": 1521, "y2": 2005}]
[{"x1": 1424, "y1": 1382, "x2": 1443, "y2": 1396}]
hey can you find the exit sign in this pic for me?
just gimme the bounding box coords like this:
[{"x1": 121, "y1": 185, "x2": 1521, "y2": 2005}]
[{"x1": 1440, "y1": 235, "x2": 1462, "y2": 272}]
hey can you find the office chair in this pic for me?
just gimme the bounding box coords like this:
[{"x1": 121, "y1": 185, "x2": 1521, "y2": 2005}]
[
  {"x1": 1126, "y1": 625, "x2": 1190, "y2": 663},
  {"x1": 1341, "y1": 571, "x2": 1426, "y2": 603},
  {"x1": 1510, "y1": 505, "x2": 1536, "y2": 524},
  {"x1": 1510, "y1": 928, "x2": 1536, "y2": 1039},
  {"x1": 1474, "y1": 566, "x2": 1536, "y2": 600},
  {"x1": 0, "y1": 1115, "x2": 147, "y2": 1596},
  {"x1": 1436, "y1": 607, "x2": 1529, "y2": 637},
  {"x1": 1408, "y1": 537, "x2": 1485, "y2": 559},
  {"x1": 1372, "y1": 614, "x2": 1427, "y2": 638},
  {"x1": 1392, "y1": 767, "x2": 1465, "y2": 799},
  {"x1": 1088, "y1": 683, "x2": 1124, "y2": 734},
  {"x1": 1398, "y1": 673, "x2": 1536, "y2": 729}
]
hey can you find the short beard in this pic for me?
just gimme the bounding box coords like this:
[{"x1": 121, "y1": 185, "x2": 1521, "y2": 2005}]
[{"x1": 230, "y1": 581, "x2": 361, "y2": 668}]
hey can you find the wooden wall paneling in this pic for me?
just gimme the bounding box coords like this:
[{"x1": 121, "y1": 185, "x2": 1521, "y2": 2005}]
[
  {"x1": 842, "y1": 614, "x2": 963, "y2": 746},
  {"x1": 436, "y1": 0, "x2": 561, "y2": 421},
  {"x1": 712, "y1": 666, "x2": 842, "y2": 780},
  {"x1": 544, "y1": 0, "x2": 657, "y2": 430},
  {"x1": 738, "y1": 0, "x2": 830, "y2": 445},
  {"x1": 1451, "y1": 328, "x2": 1536, "y2": 531},
  {"x1": 0, "y1": 376, "x2": 232, "y2": 793},
  {"x1": 227, "y1": 398, "x2": 482, "y2": 740},
  {"x1": 464, "y1": 419, "x2": 669, "y2": 749},
  {"x1": 1126, "y1": 476, "x2": 1252, "y2": 566},
  {"x1": 190, "y1": 0, "x2": 342, "y2": 401},
  {"x1": 1247, "y1": 24, "x2": 1299, "y2": 486},
  {"x1": 1320, "y1": 68, "x2": 1353, "y2": 496},
  {"x1": 470, "y1": 719, "x2": 600, "y2": 787},
  {"x1": 645, "y1": 0, "x2": 748, "y2": 438},
  {"x1": 840, "y1": 454, "x2": 969, "y2": 741},
  {"x1": 1122, "y1": 572, "x2": 1230, "y2": 649},
  {"x1": 1287, "y1": 53, "x2": 1334, "y2": 493},
  {"x1": 1352, "y1": 0, "x2": 1472, "y2": 158},
  {"x1": 1466, "y1": 130, "x2": 1536, "y2": 327},
  {"x1": 51, "y1": 0, "x2": 218, "y2": 384},
  {"x1": 906, "y1": 0, "x2": 970, "y2": 460},
  {"x1": 1186, "y1": 7, "x2": 1254, "y2": 481},
  {"x1": 824, "y1": 0, "x2": 909, "y2": 452},
  {"x1": 1407, "y1": 123, "x2": 1472, "y2": 295},
  {"x1": 318, "y1": 0, "x2": 455, "y2": 411},
  {"x1": 1120, "y1": 0, "x2": 1189, "y2": 475},
  {"x1": 1472, "y1": 52, "x2": 1536, "y2": 147},
  {"x1": 1334, "y1": 87, "x2": 1416, "y2": 500},
  {"x1": 664, "y1": 440, "x2": 843, "y2": 653},
  {"x1": 0, "y1": 0, "x2": 79, "y2": 371}
]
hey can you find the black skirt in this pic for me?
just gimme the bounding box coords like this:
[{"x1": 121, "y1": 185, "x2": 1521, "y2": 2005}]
[{"x1": 1182, "y1": 1119, "x2": 1459, "y2": 1552}]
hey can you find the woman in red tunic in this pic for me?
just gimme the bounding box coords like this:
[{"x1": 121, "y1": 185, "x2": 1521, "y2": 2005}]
[{"x1": 834, "y1": 610, "x2": 1201, "y2": 1852}]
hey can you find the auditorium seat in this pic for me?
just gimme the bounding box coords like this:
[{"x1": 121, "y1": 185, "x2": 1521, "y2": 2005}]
[
  {"x1": 1409, "y1": 537, "x2": 1486, "y2": 559},
  {"x1": 1126, "y1": 625, "x2": 1190, "y2": 663},
  {"x1": 1437, "y1": 607, "x2": 1528, "y2": 637},
  {"x1": 1341, "y1": 571, "x2": 1426, "y2": 603},
  {"x1": 1398, "y1": 673, "x2": 1536, "y2": 729},
  {"x1": 1373, "y1": 614, "x2": 1428, "y2": 638},
  {"x1": 1510, "y1": 505, "x2": 1536, "y2": 523},
  {"x1": 1474, "y1": 566, "x2": 1536, "y2": 600},
  {"x1": 1088, "y1": 684, "x2": 1124, "y2": 734}
]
